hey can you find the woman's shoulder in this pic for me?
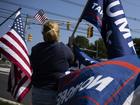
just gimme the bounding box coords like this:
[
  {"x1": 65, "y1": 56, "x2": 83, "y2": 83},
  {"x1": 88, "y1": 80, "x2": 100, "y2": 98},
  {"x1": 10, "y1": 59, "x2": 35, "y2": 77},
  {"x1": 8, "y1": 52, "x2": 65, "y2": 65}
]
[
  {"x1": 58, "y1": 42, "x2": 72, "y2": 51},
  {"x1": 58, "y1": 42, "x2": 65, "y2": 45},
  {"x1": 32, "y1": 42, "x2": 47, "y2": 50},
  {"x1": 57, "y1": 42, "x2": 68, "y2": 48}
]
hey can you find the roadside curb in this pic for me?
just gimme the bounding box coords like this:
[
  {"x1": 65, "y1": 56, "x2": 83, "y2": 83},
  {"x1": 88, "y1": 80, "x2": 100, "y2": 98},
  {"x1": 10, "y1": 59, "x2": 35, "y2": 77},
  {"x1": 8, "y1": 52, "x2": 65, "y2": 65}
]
[
  {"x1": 0, "y1": 64, "x2": 11, "y2": 68},
  {"x1": 0, "y1": 97, "x2": 22, "y2": 105},
  {"x1": 0, "y1": 67, "x2": 10, "y2": 73}
]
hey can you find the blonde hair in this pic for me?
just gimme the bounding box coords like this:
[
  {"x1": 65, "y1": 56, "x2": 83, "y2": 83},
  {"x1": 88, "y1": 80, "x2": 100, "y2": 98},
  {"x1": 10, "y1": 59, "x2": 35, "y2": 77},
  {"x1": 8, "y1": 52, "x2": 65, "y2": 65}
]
[{"x1": 42, "y1": 20, "x2": 60, "y2": 43}]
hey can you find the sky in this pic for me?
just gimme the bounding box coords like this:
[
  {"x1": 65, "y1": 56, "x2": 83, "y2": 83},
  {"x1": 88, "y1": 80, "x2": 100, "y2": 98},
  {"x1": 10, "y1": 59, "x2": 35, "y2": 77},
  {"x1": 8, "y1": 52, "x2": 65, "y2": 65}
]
[{"x1": 0, "y1": 0, "x2": 140, "y2": 54}]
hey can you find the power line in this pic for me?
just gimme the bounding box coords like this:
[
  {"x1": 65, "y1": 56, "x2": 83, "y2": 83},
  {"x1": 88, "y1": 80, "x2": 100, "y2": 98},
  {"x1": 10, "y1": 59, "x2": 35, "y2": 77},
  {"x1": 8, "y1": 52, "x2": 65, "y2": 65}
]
[
  {"x1": 0, "y1": 8, "x2": 28, "y2": 17},
  {"x1": 1, "y1": 0, "x2": 140, "y2": 24},
  {"x1": 0, "y1": 1, "x2": 140, "y2": 35},
  {"x1": 34, "y1": 23, "x2": 99, "y2": 37},
  {"x1": 0, "y1": 7, "x2": 90, "y2": 27},
  {"x1": 59, "y1": 0, "x2": 84, "y2": 7},
  {"x1": 0, "y1": 16, "x2": 14, "y2": 21},
  {"x1": 123, "y1": 0, "x2": 140, "y2": 7},
  {"x1": 1, "y1": 10, "x2": 140, "y2": 35},
  {"x1": 0, "y1": 14, "x2": 101, "y2": 37},
  {"x1": 59, "y1": 0, "x2": 140, "y2": 23},
  {"x1": 0, "y1": 8, "x2": 84, "y2": 26},
  {"x1": 0, "y1": 7, "x2": 88, "y2": 26},
  {"x1": 127, "y1": 16, "x2": 140, "y2": 22},
  {"x1": 0, "y1": 10, "x2": 12, "y2": 15},
  {"x1": 0, "y1": 0, "x2": 78, "y2": 20},
  {"x1": 130, "y1": 29, "x2": 140, "y2": 33}
]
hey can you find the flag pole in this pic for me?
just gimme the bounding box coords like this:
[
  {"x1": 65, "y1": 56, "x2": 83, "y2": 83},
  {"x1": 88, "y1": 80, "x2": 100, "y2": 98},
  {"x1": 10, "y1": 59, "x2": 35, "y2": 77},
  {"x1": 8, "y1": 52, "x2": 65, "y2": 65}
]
[
  {"x1": 69, "y1": 0, "x2": 89, "y2": 47},
  {"x1": 0, "y1": 8, "x2": 22, "y2": 27}
]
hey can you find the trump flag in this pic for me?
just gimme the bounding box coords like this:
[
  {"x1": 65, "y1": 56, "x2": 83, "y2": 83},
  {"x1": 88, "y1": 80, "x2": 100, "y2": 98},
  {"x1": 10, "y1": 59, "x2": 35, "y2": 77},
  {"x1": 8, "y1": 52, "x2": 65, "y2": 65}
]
[
  {"x1": 73, "y1": 45, "x2": 98, "y2": 66},
  {"x1": 81, "y1": 0, "x2": 136, "y2": 59},
  {"x1": 57, "y1": 0, "x2": 140, "y2": 105},
  {"x1": 57, "y1": 55, "x2": 140, "y2": 105}
]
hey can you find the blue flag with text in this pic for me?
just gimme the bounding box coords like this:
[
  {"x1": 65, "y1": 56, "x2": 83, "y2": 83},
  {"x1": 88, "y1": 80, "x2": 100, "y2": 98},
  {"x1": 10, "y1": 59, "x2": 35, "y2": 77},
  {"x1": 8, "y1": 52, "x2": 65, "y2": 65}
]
[
  {"x1": 57, "y1": 55, "x2": 140, "y2": 105},
  {"x1": 82, "y1": 0, "x2": 136, "y2": 59},
  {"x1": 57, "y1": 0, "x2": 140, "y2": 105},
  {"x1": 73, "y1": 45, "x2": 98, "y2": 66}
]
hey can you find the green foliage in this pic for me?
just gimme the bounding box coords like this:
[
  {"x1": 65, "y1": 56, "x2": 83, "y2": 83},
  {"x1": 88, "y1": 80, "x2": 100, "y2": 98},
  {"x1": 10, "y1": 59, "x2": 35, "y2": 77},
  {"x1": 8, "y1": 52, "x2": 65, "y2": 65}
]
[
  {"x1": 95, "y1": 38, "x2": 107, "y2": 58},
  {"x1": 74, "y1": 35, "x2": 89, "y2": 48},
  {"x1": 86, "y1": 43, "x2": 96, "y2": 57},
  {"x1": 73, "y1": 36, "x2": 140, "y2": 59},
  {"x1": 74, "y1": 35, "x2": 96, "y2": 57},
  {"x1": 74, "y1": 36, "x2": 108, "y2": 59},
  {"x1": 0, "y1": 101, "x2": 14, "y2": 105},
  {"x1": 133, "y1": 38, "x2": 140, "y2": 56}
]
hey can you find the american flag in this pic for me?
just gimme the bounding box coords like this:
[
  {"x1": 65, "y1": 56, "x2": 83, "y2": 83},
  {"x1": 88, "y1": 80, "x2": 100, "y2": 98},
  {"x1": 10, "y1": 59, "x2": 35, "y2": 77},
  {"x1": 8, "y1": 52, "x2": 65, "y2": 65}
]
[
  {"x1": 0, "y1": 11, "x2": 32, "y2": 102},
  {"x1": 34, "y1": 9, "x2": 48, "y2": 24}
]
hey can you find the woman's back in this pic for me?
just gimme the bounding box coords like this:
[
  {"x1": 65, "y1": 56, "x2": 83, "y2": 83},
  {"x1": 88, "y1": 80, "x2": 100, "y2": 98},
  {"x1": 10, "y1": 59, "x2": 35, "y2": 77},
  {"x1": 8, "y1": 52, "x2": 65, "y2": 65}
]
[
  {"x1": 30, "y1": 42, "x2": 73, "y2": 87},
  {"x1": 31, "y1": 20, "x2": 74, "y2": 105}
]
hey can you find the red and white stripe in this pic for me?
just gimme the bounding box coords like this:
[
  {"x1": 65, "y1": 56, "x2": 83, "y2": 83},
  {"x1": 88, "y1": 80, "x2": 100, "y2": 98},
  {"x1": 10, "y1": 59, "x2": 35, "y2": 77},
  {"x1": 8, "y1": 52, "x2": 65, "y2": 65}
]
[
  {"x1": 0, "y1": 29, "x2": 32, "y2": 102},
  {"x1": 0, "y1": 29, "x2": 32, "y2": 76},
  {"x1": 34, "y1": 10, "x2": 48, "y2": 24}
]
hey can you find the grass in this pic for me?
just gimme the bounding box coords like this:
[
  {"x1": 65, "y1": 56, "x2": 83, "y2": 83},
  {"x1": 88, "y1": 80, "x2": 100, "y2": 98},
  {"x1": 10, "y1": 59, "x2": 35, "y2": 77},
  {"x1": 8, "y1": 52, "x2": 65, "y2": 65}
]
[
  {"x1": 0, "y1": 101, "x2": 14, "y2": 105},
  {"x1": 0, "y1": 100, "x2": 22, "y2": 105}
]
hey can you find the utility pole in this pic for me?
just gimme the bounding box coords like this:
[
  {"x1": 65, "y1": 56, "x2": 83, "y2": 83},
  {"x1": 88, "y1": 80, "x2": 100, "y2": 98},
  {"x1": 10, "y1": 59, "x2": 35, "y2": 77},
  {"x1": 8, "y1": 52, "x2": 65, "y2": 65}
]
[
  {"x1": 24, "y1": 14, "x2": 29, "y2": 42},
  {"x1": 96, "y1": 41, "x2": 98, "y2": 58}
]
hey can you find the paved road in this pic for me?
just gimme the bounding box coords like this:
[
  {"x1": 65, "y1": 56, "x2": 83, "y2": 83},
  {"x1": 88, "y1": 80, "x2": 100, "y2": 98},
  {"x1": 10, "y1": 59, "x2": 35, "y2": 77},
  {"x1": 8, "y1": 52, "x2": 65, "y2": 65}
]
[{"x1": 0, "y1": 67, "x2": 31, "y2": 105}]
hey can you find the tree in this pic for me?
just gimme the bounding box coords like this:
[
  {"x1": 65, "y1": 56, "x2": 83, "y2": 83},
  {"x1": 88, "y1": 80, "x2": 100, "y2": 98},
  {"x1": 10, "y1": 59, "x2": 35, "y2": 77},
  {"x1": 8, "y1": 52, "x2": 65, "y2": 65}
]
[
  {"x1": 74, "y1": 35, "x2": 89, "y2": 48},
  {"x1": 74, "y1": 35, "x2": 96, "y2": 57},
  {"x1": 74, "y1": 36, "x2": 108, "y2": 59},
  {"x1": 95, "y1": 38, "x2": 107, "y2": 58},
  {"x1": 133, "y1": 38, "x2": 140, "y2": 56}
]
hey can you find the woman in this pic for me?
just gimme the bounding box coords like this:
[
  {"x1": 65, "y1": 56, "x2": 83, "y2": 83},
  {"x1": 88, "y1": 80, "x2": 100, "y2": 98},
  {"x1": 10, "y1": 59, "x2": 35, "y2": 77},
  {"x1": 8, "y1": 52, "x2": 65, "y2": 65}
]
[{"x1": 30, "y1": 20, "x2": 74, "y2": 105}]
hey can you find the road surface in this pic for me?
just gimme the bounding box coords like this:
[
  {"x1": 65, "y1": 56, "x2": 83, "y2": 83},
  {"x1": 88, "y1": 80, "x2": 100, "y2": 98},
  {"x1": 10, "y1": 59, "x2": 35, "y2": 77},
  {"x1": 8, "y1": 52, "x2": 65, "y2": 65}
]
[{"x1": 0, "y1": 67, "x2": 31, "y2": 105}]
